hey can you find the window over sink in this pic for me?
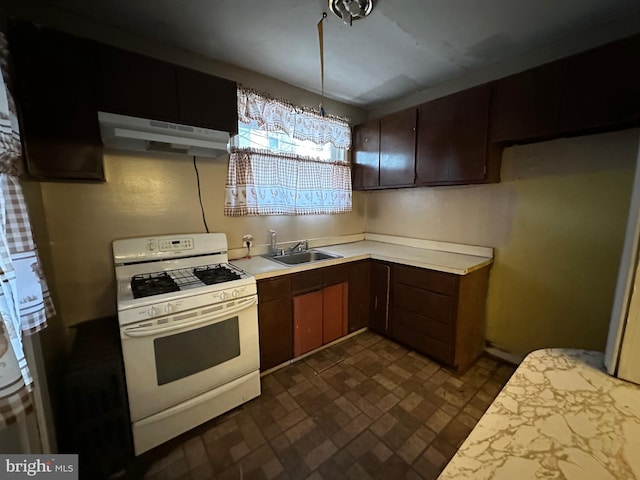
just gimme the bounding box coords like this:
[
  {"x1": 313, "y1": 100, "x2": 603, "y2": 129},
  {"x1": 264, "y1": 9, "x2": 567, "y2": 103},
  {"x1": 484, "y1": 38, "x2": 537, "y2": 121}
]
[{"x1": 224, "y1": 87, "x2": 352, "y2": 216}]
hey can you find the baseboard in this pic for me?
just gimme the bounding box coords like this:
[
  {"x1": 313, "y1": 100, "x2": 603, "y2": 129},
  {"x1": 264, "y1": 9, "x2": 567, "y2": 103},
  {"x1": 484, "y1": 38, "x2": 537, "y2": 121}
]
[{"x1": 484, "y1": 343, "x2": 525, "y2": 366}]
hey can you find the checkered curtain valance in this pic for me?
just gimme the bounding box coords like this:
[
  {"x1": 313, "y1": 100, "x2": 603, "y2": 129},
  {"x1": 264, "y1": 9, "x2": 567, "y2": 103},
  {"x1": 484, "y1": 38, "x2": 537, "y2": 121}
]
[
  {"x1": 225, "y1": 148, "x2": 352, "y2": 216},
  {"x1": 226, "y1": 88, "x2": 352, "y2": 216},
  {"x1": 237, "y1": 87, "x2": 351, "y2": 149}
]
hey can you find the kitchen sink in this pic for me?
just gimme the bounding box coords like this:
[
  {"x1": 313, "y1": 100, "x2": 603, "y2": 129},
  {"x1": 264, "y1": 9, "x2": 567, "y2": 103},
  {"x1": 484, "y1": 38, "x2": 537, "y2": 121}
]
[{"x1": 266, "y1": 250, "x2": 342, "y2": 266}]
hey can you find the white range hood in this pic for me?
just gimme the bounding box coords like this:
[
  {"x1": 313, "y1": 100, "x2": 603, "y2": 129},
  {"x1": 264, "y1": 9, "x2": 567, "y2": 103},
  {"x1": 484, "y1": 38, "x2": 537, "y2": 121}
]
[{"x1": 98, "y1": 111, "x2": 230, "y2": 158}]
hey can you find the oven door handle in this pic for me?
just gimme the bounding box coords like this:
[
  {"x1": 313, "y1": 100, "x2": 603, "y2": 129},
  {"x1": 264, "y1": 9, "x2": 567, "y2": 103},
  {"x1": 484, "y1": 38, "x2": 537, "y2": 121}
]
[{"x1": 122, "y1": 296, "x2": 257, "y2": 338}]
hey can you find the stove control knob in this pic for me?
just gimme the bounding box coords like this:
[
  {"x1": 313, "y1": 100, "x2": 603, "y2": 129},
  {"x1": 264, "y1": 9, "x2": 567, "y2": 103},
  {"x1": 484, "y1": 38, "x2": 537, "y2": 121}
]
[
  {"x1": 231, "y1": 289, "x2": 239, "y2": 298},
  {"x1": 147, "y1": 306, "x2": 158, "y2": 317},
  {"x1": 220, "y1": 291, "x2": 228, "y2": 301},
  {"x1": 146, "y1": 241, "x2": 156, "y2": 251},
  {"x1": 164, "y1": 303, "x2": 174, "y2": 314}
]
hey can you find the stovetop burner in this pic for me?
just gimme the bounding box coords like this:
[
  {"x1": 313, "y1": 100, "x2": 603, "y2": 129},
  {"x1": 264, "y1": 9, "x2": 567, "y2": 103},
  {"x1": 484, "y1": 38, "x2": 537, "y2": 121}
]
[
  {"x1": 131, "y1": 272, "x2": 179, "y2": 299},
  {"x1": 193, "y1": 265, "x2": 242, "y2": 285},
  {"x1": 129, "y1": 264, "x2": 245, "y2": 300}
]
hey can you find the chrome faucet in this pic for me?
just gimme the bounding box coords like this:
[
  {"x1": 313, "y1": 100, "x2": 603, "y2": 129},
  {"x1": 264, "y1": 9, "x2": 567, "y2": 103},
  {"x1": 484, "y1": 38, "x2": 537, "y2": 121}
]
[
  {"x1": 289, "y1": 239, "x2": 308, "y2": 254},
  {"x1": 269, "y1": 230, "x2": 282, "y2": 256}
]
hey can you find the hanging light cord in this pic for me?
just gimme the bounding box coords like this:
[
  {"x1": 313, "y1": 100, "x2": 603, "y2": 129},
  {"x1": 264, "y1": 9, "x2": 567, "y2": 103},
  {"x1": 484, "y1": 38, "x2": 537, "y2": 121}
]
[
  {"x1": 317, "y1": 12, "x2": 327, "y2": 116},
  {"x1": 193, "y1": 156, "x2": 209, "y2": 233}
]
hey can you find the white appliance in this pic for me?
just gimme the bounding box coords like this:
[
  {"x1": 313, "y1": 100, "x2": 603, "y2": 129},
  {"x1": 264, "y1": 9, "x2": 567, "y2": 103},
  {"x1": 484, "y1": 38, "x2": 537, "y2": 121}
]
[
  {"x1": 98, "y1": 111, "x2": 230, "y2": 158},
  {"x1": 113, "y1": 233, "x2": 260, "y2": 455},
  {"x1": 605, "y1": 134, "x2": 640, "y2": 384}
]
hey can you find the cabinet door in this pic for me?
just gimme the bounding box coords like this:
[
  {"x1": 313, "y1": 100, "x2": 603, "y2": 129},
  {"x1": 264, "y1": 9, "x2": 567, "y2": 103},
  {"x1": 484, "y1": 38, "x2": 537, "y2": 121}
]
[
  {"x1": 348, "y1": 260, "x2": 370, "y2": 332},
  {"x1": 490, "y1": 61, "x2": 565, "y2": 142},
  {"x1": 323, "y1": 282, "x2": 348, "y2": 344},
  {"x1": 96, "y1": 45, "x2": 179, "y2": 122},
  {"x1": 352, "y1": 119, "x2": 380, "y2": 190},
  {"x1": 258, "y1": 298, "x2": 293, "y2": 371},
  {"x1": 293, "y1": 291, "x2": 323, "y2": 357},
  {"x1": 416, "y1": 84, "x2": 490, "y2": 185},
  {"x1": 369, "y1": 262, "x2": 391, "y2": 335},
  {"x1": 257, "y1": 276, "x2": 292, "y2": 371},
  {"x1": 9, "y1": 20, "x2": 104, "y2": 181},
  {"x1": 175, "y1": 67, "x2": 238, "y2": 133},
  {"x1": 559, "y1": 35, "x2": 640, "y2": 133},
  {"x1": 379, "y1": 108, "x2": 416, "y2": 187}
]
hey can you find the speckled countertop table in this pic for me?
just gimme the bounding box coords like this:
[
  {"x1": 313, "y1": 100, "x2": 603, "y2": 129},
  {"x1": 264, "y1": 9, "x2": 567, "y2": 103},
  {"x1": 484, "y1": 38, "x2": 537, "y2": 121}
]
[{"x1": 438, "y1": 348, "x2": 640, "y2": 480}]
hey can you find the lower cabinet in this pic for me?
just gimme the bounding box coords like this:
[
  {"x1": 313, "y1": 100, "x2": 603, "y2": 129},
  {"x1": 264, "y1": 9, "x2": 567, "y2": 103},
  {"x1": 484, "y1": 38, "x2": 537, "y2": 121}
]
[
  {"x1": 348, "y1": 260, "x2": 371, "y2": 332},
  {"x1": 257, "y1": 264, "x2": 351, "y2": 370},
  {"x1": 390, "y1": 263, "x2": 491, "y2": 371},
  {"x1": 369, "y1": 261, "x2": 391, "y2": 335},
  {"x1": 292, "y1": 282, "x2": 348, "y2": 357},
  {"x1": 257, "y1": 258, "x2": 491, "y2": 373},
  {"x1": 257, "y1": 275, "x2": 293, "y2": 371},
  {"x1": 292, "y1": 290, "x2": 323, "y2": 357},
  {"x1": 322, "y1": 283, "x2": 349, "y2": 344}
]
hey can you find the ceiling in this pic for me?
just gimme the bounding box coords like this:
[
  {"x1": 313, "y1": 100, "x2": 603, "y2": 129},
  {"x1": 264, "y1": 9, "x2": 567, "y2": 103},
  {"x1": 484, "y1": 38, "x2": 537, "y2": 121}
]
[{"x1": 30, "y1": 0, "x2": 640, "y2": 108}]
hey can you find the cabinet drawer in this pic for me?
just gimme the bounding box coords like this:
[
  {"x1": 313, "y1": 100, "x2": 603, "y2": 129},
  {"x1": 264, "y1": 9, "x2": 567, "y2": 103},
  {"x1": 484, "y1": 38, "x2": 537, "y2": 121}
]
[
  {"x1": 323, "y1": 264, "x2": 349, "y2": 286},
  {"x1": 392, "y1": 322, "x2": 453, "y2": 365},
  {"x1": 393, "y1": 307, "x2": 453, "y2": 343},
  {"x1": 394, "y1": 265, "x2": 456, "y2": 295},
  {"x1": 291, "y1": 270, "x2": 323, "y2": 294},
  {"x1": 257, "y1": 275, "x2": 291, "y2": 302},
  {"x1": 393, "y1": 285, "x2": 453, "y2": 324}
]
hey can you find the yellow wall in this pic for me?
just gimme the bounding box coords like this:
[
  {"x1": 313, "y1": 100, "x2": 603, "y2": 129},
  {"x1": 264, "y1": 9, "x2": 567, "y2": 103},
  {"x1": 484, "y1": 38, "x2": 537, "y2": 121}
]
[
  {"x1": 37, "y1": 153, "x2": 366, "y2": 326},
  {"x1": 366, "y1": 129, "x2": 639, "y2": 355}
]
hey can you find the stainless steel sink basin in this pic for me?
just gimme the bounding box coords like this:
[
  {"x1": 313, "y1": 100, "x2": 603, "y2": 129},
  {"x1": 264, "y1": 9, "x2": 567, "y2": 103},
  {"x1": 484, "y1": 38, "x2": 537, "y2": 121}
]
[{"x1": 266, "y1": 250, "x2": 342, "y2": 266}]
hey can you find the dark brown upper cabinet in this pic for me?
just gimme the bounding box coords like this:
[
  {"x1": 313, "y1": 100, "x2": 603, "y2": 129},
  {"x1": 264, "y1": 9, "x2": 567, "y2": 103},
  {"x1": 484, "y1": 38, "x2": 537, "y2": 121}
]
[
  {"x1": 489, "y1": 61, "x2": 565, "y2": 143},
  {"x1": 176, "y1": 67, "x2": 238, "y2": 134},
  {"x1": 352, "y1": 118, "x2": 381, "y2": 189},
  {"x1": 558, "y1": 35, "x2": 640, "y2": 134},
  {"x1": 416, "y1": 84, "x2": 491, "y2": 185},
  {"x1": 96, "y1": 46, "x2": 179, "y2": 123},
  {"x1": 379, "y1": 108, "x2": 416, "y2": 187},
  {"x1": 352, "y1": 109, "x2": 416, "y2": 190},
  {"x1": 491, "y1": 33, "x2": 640, "y2": 144},
  {"x1": 97, "y1": 46, "x2": 238, "y2": 134},
  {"x1": 8, "y1": 20, "x2": 104, "y2": 181}
]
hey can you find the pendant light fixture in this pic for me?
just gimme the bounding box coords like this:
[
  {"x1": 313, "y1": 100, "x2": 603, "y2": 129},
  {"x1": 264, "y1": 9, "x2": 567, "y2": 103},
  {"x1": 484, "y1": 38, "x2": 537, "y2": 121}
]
[{"x1": 329, "y1": 0, "x2": 374, "y2": 26}]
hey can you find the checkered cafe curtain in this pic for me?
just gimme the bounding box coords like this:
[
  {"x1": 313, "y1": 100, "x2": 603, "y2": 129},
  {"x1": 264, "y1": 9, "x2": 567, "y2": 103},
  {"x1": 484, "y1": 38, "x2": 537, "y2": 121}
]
[
  {"x1": 225, "y1": 88, "x2": 352, "y2": 216},
  {"x1": 0, "y1": 32, "x2": 55, "y2": 429}
]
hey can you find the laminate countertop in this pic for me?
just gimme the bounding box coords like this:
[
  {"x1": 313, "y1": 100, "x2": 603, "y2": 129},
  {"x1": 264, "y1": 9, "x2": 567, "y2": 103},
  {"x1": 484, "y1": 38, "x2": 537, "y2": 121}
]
[
  {"x1": 438, "y1": 348, "x2": 640, "y2": 480},
  {"x1": 230, "y1": 239, "x2": 493, "y2": 280}
]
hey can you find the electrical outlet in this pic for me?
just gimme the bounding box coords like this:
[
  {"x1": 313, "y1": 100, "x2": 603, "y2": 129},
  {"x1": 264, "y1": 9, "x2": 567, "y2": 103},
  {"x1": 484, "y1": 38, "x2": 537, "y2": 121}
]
[{"x1": 242, "y1": 234, "x2": 253, "y2": 247}]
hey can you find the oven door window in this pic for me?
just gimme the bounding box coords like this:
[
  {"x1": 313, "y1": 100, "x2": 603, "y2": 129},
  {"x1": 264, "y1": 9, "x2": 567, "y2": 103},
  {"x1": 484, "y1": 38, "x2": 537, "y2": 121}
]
[{"x1": 154, "y1": 316, "x2": 240, "y2": 386}]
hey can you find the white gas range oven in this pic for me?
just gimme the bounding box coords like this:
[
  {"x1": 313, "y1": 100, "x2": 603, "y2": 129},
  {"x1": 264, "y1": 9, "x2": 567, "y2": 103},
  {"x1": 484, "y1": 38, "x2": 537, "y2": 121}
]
[{"x1": 113, "y1": 233, "x2": 260, "y2": 455}]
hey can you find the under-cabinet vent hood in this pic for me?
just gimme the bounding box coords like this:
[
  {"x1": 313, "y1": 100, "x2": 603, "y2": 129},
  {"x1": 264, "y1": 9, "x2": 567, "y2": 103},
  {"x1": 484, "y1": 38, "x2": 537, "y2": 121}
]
[{"x1": 97, "y1": 111, "x2": 230, "y2": 158}]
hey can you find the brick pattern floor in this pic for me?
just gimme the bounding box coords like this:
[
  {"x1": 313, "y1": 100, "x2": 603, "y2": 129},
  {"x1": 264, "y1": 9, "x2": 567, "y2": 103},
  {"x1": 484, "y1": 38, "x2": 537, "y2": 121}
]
[{"x1": 130, "y1": 331, "x2": 515, "y2": 480}]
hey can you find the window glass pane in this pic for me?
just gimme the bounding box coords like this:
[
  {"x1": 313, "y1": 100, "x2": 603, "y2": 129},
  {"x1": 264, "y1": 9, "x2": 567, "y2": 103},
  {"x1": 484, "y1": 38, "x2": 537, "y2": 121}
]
[{"x1": 234, "y1": 124, "x2": 345, "y2": 162}]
